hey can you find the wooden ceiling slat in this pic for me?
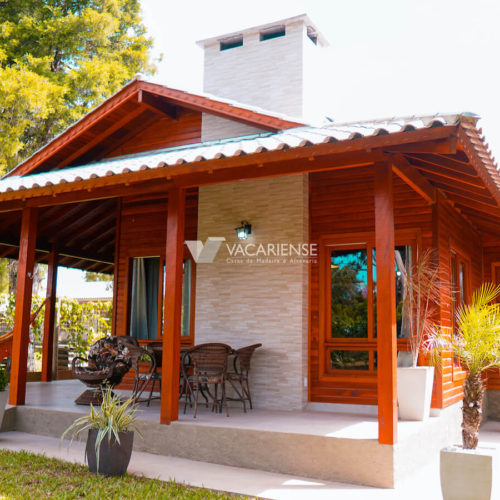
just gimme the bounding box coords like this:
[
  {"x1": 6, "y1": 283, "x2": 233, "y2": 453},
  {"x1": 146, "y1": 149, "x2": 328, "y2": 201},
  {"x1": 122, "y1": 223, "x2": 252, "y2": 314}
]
[
  {"x1": 434, "y1": 182, "x2": 496, "y2": 205},
  {"x1": 37, "y1": 203, "x2": 88, "y2": 235},
  {"x1": 406, "y1": 153, "x2": 478, "y2": 177},
  {"x1": 50, "y1": 201, "x2": 114, "y2": 244},
  {"x1": 92, "y1": 111, "x2": 160, "y2": 161},
  {"x1": 70, "y1": 212, "x2": 116, "y2": 248},
  {"x1": 420, "y1": 171, "x2": 491, "y2": 198},
  {"x1": 408, "y1": 159, "x2": 485, "y2": 189},
  {"x1": 446, "y1": 193, "x2": 500, "y2": 217},
  {"x1": 57, "y1": 105, "x2": 148, "y2": 169},
  {"x1": 83, "y1": 223, "x2": 116, "y2": 250}
]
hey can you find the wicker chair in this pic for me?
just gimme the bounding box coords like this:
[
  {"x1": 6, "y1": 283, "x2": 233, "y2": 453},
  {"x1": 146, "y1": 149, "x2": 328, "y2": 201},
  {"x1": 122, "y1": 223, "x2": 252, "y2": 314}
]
[
  {"x1": 125, "y1": 342, "x2": 156, "y2": 404},
  {"x1": 226, "y1": 343, "x2": 262, "y2": 412},
  {"x1": 72, "y1": 336, "x2": 132, "y2": 405},
  {"x1": 182, "y1": 343, "x2": 232, "y2": 418},
  {"x1": 144, "y1": 341, "x2": 163, "y2": 406}
]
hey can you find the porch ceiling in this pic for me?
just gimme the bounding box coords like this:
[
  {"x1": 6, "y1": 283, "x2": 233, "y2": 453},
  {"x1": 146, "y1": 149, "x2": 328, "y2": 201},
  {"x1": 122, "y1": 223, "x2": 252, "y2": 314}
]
[
  {"x1": 0, "y1": 112, "x2": 499, "y2": 248},
  {"x1": 0, "y1": 199, "x2": 117, "y2": 273}
]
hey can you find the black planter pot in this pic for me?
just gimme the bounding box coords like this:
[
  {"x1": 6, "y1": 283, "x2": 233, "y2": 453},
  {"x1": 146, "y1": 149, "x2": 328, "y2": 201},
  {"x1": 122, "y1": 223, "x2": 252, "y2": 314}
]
[{"x1": 86, "y1": 429, "x2": 134, "y2": 476}]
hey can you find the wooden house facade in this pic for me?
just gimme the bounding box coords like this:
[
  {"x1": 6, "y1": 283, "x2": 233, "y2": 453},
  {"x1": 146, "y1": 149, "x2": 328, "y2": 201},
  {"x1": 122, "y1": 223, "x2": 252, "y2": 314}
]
[{"x1": 2, "y1": 16, "x2": 500, "y2": 453}]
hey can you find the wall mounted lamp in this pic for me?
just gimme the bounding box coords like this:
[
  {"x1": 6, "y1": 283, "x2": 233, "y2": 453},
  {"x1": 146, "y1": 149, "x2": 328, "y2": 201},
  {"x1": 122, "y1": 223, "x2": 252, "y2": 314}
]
[{"x1": 235, "y1": 221, "x2": 252, "y2": 240}]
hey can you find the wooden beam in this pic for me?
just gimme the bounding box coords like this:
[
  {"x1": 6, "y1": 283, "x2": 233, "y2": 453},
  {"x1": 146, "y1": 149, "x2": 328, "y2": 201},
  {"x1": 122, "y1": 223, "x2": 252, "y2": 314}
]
[
  {"x1": 41, "y1": 247, "x2": 58, "y2": 382},
  {"x1": 93, "y1": 111, "x2": 160, "y2": 161},
  {"x1": 9, "y1": 207, "x2": 38, "y2": 405},
  {"x1": 56, "y1": 106, "x2": 148, "y2": 169},
  {"x1": 160, "y1": 186, "x2": 185, "y2": 424},
  {"x1": 374, "y1": 163, "x2": 398, "y2": 445},
  {"x1": 8, "y1": 85, "x2": 142, "y2": 177},
  {"x1": 384, "y1": 137, "x2": 454, "y2": 154},
  {"x1": 49, "y1": 202, "x2": 112, "y2": 244},
  {"x1": 139, "y1": 90, "x2": 177, "y2": 120},
  {"x1": 111, "y1": 199, "x2": 121, "y2": 336},
  {"x1": 389, "y1": 153, "x2": 436, "y2": 204},
  {"x1": 0, "y1": 127, "x2": 457, "y2": 213}
]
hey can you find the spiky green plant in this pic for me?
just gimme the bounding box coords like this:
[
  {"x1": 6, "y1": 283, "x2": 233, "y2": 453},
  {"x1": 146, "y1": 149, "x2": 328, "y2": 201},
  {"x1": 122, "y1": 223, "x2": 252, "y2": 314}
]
[
  {"x1": 424, "y1": 282, "x2": 500, "y2": 449},
  {"x1": 397, "y1": 248, "x2": 444, "y2": 367},
  {"x1": 62, "y1": 388, "x2": 141, "y2": 471}
]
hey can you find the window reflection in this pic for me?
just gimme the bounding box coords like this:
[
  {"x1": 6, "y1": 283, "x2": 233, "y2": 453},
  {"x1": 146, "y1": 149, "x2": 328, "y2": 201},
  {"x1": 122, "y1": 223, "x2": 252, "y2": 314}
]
[
  {"x1": 395, "y1": 246, "x2": 412, "y2": 338},
  {"x1": 330, "y1": 350, "x2": 369, "y2": 370},
  {"x1": 331, "y1": 249, "x2": 368, "y2": 338}
]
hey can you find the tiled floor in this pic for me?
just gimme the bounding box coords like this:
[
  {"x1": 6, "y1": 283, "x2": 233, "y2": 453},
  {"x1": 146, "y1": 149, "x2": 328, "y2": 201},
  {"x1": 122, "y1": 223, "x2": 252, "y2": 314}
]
[{"x1": 21, "y1": 379, "x2": 445, "y2": 442}]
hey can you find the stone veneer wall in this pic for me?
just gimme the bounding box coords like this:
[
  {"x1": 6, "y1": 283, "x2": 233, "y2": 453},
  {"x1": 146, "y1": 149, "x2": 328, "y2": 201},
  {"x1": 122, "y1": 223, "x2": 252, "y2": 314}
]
[{"x1": 195, "y1": 174, "x2": 309, "y2": 410}]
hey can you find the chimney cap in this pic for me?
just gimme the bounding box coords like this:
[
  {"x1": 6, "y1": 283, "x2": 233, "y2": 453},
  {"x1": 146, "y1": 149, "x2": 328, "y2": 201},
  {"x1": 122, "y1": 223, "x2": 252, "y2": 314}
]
[{"x1": 196, "y1": 13, "x2": 329, "y2": 48}]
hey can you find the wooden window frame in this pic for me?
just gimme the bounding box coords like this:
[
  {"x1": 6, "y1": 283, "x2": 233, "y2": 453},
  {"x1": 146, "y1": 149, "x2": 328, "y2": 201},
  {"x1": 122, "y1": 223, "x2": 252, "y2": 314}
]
[
  {"x1": 124, "y1": 249, "x2": 196, "y2": 346},
  {"x1": 318, "y1": 230, "x2": 420, "y2": 383},
  {"x1": 450, "y1": 246, "x2": 471, "y2": 382}
]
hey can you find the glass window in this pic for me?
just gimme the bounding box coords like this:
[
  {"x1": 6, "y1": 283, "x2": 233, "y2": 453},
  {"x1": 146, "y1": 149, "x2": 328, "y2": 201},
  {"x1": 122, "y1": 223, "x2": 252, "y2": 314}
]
[
  {"x1": 330, "y1": 350, "x2": 370, "y2": 370},
  {"x1": 181, "y1": 260, "x2": 192, "y2": 337},
  {"x1": 395, "y1": 246, "x2": 412, "y2": 338},
  {"x1": 160, "y1": 259, "x2": 193, "y2": 338},
  {"x1": 459, "y1": 262, "x2": 466, "y2": 305},
  {"x1": 330, "y1": 249, "x2": 368, "y2": 338},
  {"x1": 129, "y1": 257, "x2": 160, "y2": 340}
]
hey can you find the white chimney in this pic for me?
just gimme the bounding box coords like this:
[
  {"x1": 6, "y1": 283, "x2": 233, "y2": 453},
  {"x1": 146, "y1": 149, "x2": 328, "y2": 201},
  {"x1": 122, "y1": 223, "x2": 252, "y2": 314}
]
[{"x1": 197, "y1": 14, "x2": 328, "y2": 141}]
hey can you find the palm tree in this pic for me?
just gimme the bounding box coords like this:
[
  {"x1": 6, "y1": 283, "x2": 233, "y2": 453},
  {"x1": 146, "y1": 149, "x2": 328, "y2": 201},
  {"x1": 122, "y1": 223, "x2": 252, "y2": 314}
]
[{"x1": 425, "y1": 283, "x2": 500, "y2": 449}]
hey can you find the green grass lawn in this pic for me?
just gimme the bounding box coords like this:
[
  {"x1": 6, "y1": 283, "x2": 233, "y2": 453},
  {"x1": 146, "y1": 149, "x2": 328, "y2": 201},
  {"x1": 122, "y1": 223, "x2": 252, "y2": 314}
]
[{"x1": 0, "y1": 449, "x2": 250, "y2": 499}]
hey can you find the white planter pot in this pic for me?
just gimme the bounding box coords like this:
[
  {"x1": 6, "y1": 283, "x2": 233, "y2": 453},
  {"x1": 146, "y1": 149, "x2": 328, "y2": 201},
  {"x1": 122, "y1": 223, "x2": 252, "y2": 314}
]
[
  {"x1": 397, "y1": 366, "x2": 434, "y2": 421},
  {"x1": 441, "y1": 446, "x2": 496, "y2": 500},
  {"x1": 0, "y1": 388, "x2": 8, "y2": 430}
]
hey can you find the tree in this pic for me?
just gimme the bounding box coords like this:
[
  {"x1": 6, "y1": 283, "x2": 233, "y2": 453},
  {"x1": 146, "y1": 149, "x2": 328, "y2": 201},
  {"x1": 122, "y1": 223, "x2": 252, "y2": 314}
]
[
  {"x1": 0, "y1": 0, "x2": 154, "y2": 172},
  {"x1": 84, "y1": 271, "x2": 113, "y2": 283},
  {"x1": 425, "y1": 283, "x2": 500, "y2": 449}
]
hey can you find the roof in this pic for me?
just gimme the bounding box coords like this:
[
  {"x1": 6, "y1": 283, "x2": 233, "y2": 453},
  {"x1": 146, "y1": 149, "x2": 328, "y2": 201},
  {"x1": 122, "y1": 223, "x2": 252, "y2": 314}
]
[
  {"x1": 7, "y1": 78, "x2": 304, "y2": 178},
  {"x1": 0, "y1": 113, "x2": 470, "y2": 194}
]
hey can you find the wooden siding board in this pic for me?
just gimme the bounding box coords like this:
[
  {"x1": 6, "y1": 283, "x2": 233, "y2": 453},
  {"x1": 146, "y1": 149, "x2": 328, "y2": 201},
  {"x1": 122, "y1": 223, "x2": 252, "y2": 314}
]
[{"x1": 309, "y1": 168, "x2": 433, "y2": 406}]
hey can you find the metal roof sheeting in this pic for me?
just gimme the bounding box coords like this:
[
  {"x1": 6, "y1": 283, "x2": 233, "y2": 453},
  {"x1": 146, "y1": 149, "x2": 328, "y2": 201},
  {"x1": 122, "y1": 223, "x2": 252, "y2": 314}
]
[{"x1": 0, "y1": 114, "x2": 478, "y2": 195}]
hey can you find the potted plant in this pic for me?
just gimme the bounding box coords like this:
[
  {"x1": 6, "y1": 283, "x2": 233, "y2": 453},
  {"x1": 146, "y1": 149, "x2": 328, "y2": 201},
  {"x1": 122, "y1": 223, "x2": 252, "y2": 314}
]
[
  {"x1": 396, "y1": 248, "x2": 441, "y2": 420},
  {"x1": 425, "y1": 283, "x2": 500, "y2": 500},
  {"x1": 62, "y1": 387, "x2": 141, "y2": 476},
  {"x1": 0, "y1": 363, "x2": 9, "y2": 429}
]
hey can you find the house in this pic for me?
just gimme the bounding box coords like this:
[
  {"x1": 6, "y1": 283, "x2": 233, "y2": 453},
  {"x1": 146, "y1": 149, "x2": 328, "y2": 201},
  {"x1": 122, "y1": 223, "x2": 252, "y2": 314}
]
[{"x1": 2, "y1": 14, "x2": 500, "y2": 487}]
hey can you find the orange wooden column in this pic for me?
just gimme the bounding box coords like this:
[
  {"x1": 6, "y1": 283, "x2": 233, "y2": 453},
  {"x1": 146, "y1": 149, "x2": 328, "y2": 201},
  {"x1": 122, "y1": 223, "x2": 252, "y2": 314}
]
[
  {"x1": 9, "y1": 207, "x2": 38, "y2": 405},
  {"x1": 41, "y1": 247, "x2": 58, "y2": 382},
  {"x1": 374, "y1": 163, "x2": 398, "y2": 445},
  {"x1": 160, "y1": 186, "x2": 186, "y2": 424}
]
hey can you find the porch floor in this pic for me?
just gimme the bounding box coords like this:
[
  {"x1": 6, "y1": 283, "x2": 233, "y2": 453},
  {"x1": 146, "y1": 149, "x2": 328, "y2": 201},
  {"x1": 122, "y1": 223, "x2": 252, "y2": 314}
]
[
  {"x1": 19, "y1": 379, "x2": 438, "y2": 441},
  {"x1": 1, "y1": 380, "x2": 462, "y2": 489}
]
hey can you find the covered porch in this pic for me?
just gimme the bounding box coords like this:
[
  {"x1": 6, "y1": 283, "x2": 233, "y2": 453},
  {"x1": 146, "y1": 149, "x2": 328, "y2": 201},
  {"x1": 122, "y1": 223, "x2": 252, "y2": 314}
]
[{"x1": 1, "y1": 96, "x2": 499, "y2": 487}]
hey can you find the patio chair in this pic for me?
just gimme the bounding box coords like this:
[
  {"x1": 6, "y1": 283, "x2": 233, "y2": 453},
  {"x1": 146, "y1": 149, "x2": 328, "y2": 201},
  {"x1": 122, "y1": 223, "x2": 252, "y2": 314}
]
[
  {"x1": 182, "y1": 343, "x2": 232, "y2": 418},
  {"x1": 144, "y1": 341, "x2": 163, "y2": 406},
  {"x1": 226, "y1": 343, "x2": 262, "y2": 412},
  {"x1": 126, "y1": 342, "x2": 156, "y2": 404},
  {"x1": 72, "y1": 336, "x2": 133, "y2": 405}
]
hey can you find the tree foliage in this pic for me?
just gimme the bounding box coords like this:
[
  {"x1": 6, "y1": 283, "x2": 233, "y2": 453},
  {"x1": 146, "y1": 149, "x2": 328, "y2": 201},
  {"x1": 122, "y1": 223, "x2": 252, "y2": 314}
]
[
  {"x1": 425, "y1": 283, "x2": 500, "y2": 449},
  {"x1": 0, "y1": 293, "x2": 112, "y2": 356},
  {"x1": 0, "y1": 0, "x2": 154, "y2": 172}
]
